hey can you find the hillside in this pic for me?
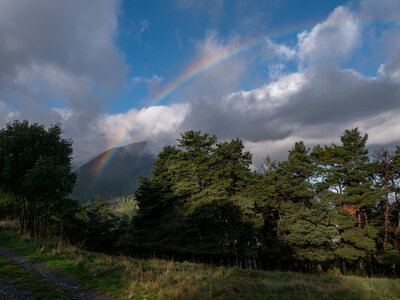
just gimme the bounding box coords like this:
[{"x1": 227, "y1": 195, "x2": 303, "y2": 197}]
[{"x1": 72, "y1": 141, "x2": 155, "y2": 202}]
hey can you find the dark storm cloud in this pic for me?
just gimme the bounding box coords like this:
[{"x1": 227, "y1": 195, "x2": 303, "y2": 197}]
[
  {"x1": 178, "y1": 63, "x2": 400, "y2": 145},
  {"x1": 277, "y1": 67, "x2": 400, "y2": 126},
  {"x1": 0, "y1": 0, "x2": 126, "y2": 91},
  {"x1": 180, "y1": 97, "x2": 294, "y2": 142},
  {"x1": 0, "y1": 0, "x2": 128, "y2": 165}
]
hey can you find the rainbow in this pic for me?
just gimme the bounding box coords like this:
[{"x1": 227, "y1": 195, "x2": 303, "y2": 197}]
[
  {"x1": 88, "y1": 18, "x2": 400, "y2": 188},
  {"x1": 88, "y1": 36, "x2": 270, "y2": 185}
]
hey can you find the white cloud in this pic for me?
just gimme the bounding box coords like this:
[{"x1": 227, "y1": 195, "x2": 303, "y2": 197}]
[
  {"x1": 266, "y1": 39, "x2": 296, "y2": 60},
  {"x1": 223, "y1": 72, "x2": 305, "y2": 111},
  {"x1": 297, "y1": 6, "x2": 360, "y2": 65},
  {"x1": 97, "y1": 103, "x2": 190, "y2": 151}
]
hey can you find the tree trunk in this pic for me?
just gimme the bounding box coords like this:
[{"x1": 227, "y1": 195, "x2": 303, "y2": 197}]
[
  {"x1": 363, "y1": 210, "x2": 369, "y2": 226},
  {"x1": 59, "y1": 218, "x2": 64, "y2": 245},
  {"x1": 342, "y1": 260, "x2": 347, "y2": 276},
  {"x1": 384, "y1": 193, "x2": 390, "y2": 248},
  {"x1": 394, "y1": 191, "x2": 400, "y2": 249}
]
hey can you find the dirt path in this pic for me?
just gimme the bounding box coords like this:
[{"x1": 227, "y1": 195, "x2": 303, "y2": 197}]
[
  {"x1": 0, "y1": 246, "x2": 112, "y2": 300},
  {"x1": 0, "y1": 275, "x2": 34, "y2": 300}
]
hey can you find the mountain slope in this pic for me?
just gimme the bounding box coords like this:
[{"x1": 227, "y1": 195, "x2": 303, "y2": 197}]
[{"x1": 72, "y1": 141, "x2": 155, "y2": 202}]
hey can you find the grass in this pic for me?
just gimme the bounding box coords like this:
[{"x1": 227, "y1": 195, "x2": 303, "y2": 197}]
[
  {"x1": 0, "y1": 230, "x2": 400, "y2": 299},
  {"x1": 0, "y1": 256, "x2": 68, "y2": 299}
]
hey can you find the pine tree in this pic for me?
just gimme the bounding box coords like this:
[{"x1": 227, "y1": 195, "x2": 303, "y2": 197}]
[
  {"x1": 313, "y1": 128, "x2": 380, "y2": 272},
  {"x1": 279, "y1": 200, "x2": 340, "y2": 269},
  {"x1": 391, "y1": 147, "x2": 400, "y2": 248},
  {"x1": 275, "y1": 141, "x2": 316, "y2": 208},
  {"x1": 133, "y1": 131, "x2": 255, "y2": 261},
  {"x1": 373, "y1": 148, "x2": 394, "y2": 249}
]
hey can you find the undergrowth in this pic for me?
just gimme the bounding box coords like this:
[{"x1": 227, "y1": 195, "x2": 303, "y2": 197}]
[{"x1": 0, "y1": 230, "x2": 400, "y2": 299}]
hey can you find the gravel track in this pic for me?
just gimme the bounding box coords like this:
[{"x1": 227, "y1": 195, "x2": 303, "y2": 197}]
[
  {"x1": 0, "y1": 246, "x2": 112, "y2": 300},
  {"x1": 0, "y1": 275, "x2": 34, "y2": 300}
]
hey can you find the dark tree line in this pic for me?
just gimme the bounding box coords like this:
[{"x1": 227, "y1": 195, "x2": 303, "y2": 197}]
[
  {"x1": 127, "y1": 129, "x2": 400, "y2": 275},
  {"x1": 1, "y1": 121, "x2": 400, "y2": 276}
]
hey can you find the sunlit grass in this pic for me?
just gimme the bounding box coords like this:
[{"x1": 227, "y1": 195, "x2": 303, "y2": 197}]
[{"x1": 1, "y1": 230, "x2": 400, "y2": 299}]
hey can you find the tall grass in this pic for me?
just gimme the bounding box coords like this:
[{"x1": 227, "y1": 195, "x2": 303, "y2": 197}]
[{"x1": 0, "y1": 230, "x2": 400, "y2": 299}]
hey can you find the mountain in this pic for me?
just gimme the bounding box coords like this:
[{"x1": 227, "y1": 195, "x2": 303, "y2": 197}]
[{"x1": 72, "y1": 141, "x2": 155, "y2": 202}]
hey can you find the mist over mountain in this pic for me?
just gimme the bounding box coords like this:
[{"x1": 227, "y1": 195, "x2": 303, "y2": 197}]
[{"x1": 72, "y1": 141, "x2": 155, "y2": 202}]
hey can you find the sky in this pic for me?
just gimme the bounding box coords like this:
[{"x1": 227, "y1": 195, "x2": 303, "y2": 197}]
[{"x1": 0, "y1": 0, "x2": 400, "y2": 169}]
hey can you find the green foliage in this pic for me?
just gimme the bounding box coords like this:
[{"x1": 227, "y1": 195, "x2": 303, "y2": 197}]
[
  {"x1": 3, "y1": 124, "x2": 400, "y2": 277},
  {"x1": 279, "y1": 201, "x2": 340, "y2": 263},
  {"x1": 276, "y1": 142, "x2": 316, "y2": 205},
  {"x1": 0, "y1": 191, "x2": 16, "y2": 219},
  {"x1": 113, "y1": 196, "x2": 139, "y2": 216},
  {"x1": 132, "y1": 130, "x2": 256, "y2": 259},
  {"x1": 312, "y1": 128, "x2": 379, "y2": 263},
  {"x1": 84, "y1": 198, "x2": 126, "y2": 252},
  {"x1": 335, "y1": 246, "x2": 366, "y2": 261},
  {"x1": 0, "y1": 120, "x2": 76, "y2": 237},
  {"x1": 127, "y1": 128, "x2": 400, "y2": 274},
  {"x1": 379, "y1": 246, "x2": 400, "y2": 267}
]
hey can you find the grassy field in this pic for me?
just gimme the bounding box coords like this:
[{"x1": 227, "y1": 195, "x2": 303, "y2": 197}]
[{"x1": 0, "y1": 230, "x2": 400, "y2": 300}]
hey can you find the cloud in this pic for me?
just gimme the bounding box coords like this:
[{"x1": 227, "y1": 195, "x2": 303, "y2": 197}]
[
  {"x1": 176, "y1": 31, "x2": 248, "y2": 100},
  {"x1": 115, "y1": 2, "x2": 400, "y2": 168},
  {"x1": 177, "y1": 61, "x2": 400, "y2": 162},
  {"x1": 297, "y1": 6, "x2": 360, "y2": 65},
  {"x1": 2, "y1": 0, "x2": 400, "y2": 172},
  {"x1": 0, "y1": 0, "x2": 127, "y2": 92},
  {"x1": 95, "y1": 103, "x2": 190, "y2": 156},
  {"x1": 359, "y1": 0, "x2": 400, "y2": 22},
  {"x1": 377, "y1": 27, "x2": 400, "y2": 83},
  {"x1": 265, "y1": 39, "x2": 296, "y2": 60},
  {"x1": 0, "y1": 0, "x2": 128, "y2": 165}
]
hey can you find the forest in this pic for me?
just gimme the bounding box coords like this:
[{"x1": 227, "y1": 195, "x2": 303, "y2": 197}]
[{"x1": 1, "y1": 120, "x2": 400, "y2": 277}]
